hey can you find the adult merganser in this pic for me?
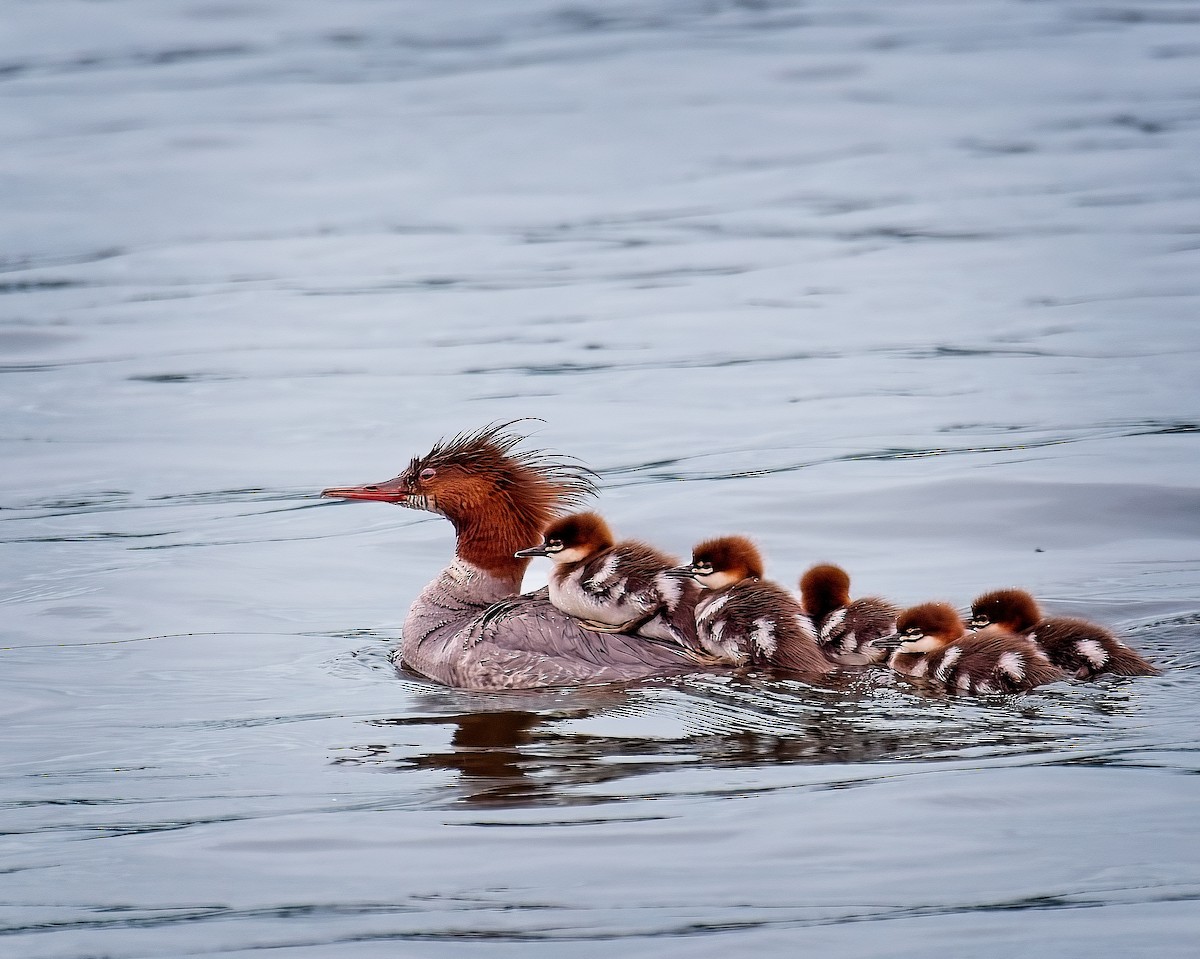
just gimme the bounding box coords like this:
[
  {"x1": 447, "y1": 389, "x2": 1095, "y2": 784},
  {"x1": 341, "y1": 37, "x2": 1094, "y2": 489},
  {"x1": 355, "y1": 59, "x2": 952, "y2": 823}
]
[
  {"x1": 674, "y1": 536, "x2": 830, "y2": 676},
  {"x1": 798, "y1": 563, "x2": 899, "y2": 667},
  {"x1": 321, "y1": 422, "x2": 711, "y2": 689},
  {"x1": 513, "y1": 512, "x2": 699, "y2": 648},
  {"x1": 968, "y1": 588, "x2": 1159, "y2": 680},
  {"x1": 887, "y1": 601, "x2": 1063, "y2": 695}
]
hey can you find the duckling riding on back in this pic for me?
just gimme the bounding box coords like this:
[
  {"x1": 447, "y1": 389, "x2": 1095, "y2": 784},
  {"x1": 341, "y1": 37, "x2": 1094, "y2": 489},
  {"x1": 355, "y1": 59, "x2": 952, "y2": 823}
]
[{"x1": 515, "y1": 511, "x2": 699, "y2": 648}]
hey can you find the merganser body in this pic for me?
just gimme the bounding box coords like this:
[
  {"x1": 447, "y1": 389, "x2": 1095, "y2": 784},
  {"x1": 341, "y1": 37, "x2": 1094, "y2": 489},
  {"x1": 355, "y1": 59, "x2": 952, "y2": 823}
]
[
  {"x1": 798, "y1": 563, "x2": 899, "y2": 667},
  {"x1": 321, "y1": 423, "x2": 710, "y2": 689},
  {"x1": 514, "y1": 512, "x2": 699, "y2": 648},
  {"x1": 888, "y1": 601, "x2": 1063, "y2": 695},
  {"x1": 676, "y1": 536, "x2": 830, "y2": 676},
  {"x1": 969, "y1": 588, "x2": 1159, "y2": 680}
]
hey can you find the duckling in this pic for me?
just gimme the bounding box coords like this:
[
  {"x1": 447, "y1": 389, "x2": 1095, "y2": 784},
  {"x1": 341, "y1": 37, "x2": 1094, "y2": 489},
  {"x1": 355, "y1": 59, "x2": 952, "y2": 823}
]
[
  {"x1": 674, "y1": 536, "x2": 829, "y2": 675},
  {"x1": 515, "y1": 512, "x2": 697, "y2": 648},
  {"x1": 798, "y1": 563, "x2": 899, "y2": 667},
  {"x1": 969, "y1": 588, "x2": 1159, "y2": 680},
  {"x1": 888, "y1": 601, "x2": 1063, "y2": 695}
]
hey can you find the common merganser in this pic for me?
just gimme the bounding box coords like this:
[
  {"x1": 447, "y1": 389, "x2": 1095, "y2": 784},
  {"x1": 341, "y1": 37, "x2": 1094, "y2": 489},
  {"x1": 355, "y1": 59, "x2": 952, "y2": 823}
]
[
  {"x1": 798, "y1": 563, "x2": 898, "y2": 667},
  {"x1": 321, "y1": 422, "x2": 712, "y2": 689},
  {"x1": 513, "y1": 511, "x2": 698, "y2": 648},
  {"x1": 887, "y1": 601, "x2": 1063, "y2": 695},
  {"x1": 968, "y1": 588, "x2": 1159, "y2": 680},
  {"x1": 674, "y1": 536, "x2": 830, "y2": 676}
]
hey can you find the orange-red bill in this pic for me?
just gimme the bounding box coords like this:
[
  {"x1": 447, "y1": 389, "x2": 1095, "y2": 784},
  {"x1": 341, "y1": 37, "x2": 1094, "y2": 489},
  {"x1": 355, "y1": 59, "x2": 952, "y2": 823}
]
[{"x1": 321, "y1": 476, "x2": 408, "y2": 503}]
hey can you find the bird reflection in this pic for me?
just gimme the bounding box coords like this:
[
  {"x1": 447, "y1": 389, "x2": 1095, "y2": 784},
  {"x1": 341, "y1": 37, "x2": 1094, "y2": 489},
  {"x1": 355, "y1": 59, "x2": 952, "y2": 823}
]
[
  {"x1": 330, "y1": 667, "x2": 1132, "y2": 808},
  {"x1": 410, "y1": 709, "x2": 544, "y2": 803}
]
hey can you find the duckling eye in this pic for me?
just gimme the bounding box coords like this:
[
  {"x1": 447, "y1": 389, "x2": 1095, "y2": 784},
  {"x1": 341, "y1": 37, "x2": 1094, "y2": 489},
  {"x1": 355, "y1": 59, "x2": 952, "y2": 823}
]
[
  {"x1": 693, "y1": 563, "x2": 713, "y2": 574},
  {"x1": 904, "y1": 628, "x2": 923, "y2": 638},
  {"x1": 546, "y1": 539, "x2": 563, "y2": 552},
  {"x1": 419, "y1": 467, "x2": 437, "y2": 482}
]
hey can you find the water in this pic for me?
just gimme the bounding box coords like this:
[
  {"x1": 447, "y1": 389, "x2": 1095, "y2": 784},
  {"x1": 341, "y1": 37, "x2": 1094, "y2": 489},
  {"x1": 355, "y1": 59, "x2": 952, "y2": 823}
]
[{"x1": 3, "y1": 1, "x2": 1200, "y2": 955}]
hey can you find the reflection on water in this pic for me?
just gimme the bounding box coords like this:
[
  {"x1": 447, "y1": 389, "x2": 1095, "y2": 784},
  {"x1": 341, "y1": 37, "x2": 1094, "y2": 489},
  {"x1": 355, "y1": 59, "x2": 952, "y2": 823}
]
[{"x1": 331, "y1": 663, "x2": 1184, "y2": 808}]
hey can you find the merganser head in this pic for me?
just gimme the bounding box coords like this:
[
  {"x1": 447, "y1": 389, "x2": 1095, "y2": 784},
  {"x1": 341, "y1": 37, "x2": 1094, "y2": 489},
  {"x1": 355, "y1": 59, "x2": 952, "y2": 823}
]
[
  {"x1": 969, "y1": 588, "x2": 1041, "y2": 633},
  {"x1": 321, "y1": 421, "x2": 597, "y2": 579},
  {"x1": 674, "y1": 535, "x2": 763, "y2": 590},
  {"x1": 322, "y1": 421, "x2": 594, "y2": 523},
  {"x1": 798, "y1": 563, "x2": 852, "y2": 618},
  {"x1": 514, "y1": 511, "x2": 615, "y2": 564},
  {"x1": 892, "y1": 602, "x2": 965, "y2": 653}
]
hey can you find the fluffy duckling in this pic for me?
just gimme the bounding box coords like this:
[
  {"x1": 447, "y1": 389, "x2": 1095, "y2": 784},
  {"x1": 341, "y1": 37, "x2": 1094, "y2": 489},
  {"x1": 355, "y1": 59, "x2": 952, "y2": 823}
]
[
  {"x1": 798, "y1": 563, "x2": 899, "y2": 667},
  {"x1": 889, "y1": 601, "x2": 1063, "y2": 695},
  {"x1": 674, "y1": 536, "x2": 829, "y2": 676},
  {"x1": 969, "y1": 588, "x2": 1159, "y2": 680},
  {"x1": 515, "y1": 512, "x2": 697, "y2": 648}
]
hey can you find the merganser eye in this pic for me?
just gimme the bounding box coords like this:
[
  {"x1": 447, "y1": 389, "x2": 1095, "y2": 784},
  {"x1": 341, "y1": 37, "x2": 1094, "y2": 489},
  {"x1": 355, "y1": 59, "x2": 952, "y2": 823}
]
[
  {"x1": 419, "y1": 467, "x2": 437, "y2": 482},
  {"x1": 546, "y1": 539, "x2": 563, "y2": 551}
]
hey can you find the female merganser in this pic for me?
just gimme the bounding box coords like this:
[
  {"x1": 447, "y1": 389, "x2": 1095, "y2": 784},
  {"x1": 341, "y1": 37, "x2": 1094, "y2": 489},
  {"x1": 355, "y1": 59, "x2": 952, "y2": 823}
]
[
  {"x1": 321, "y1": 422, "x2": 712, "y2": 689},
  {"x1": 514, "y1": 512, "x2": 699, "y2": 649},
  {"x1": 969, "y1": 588, "x2": 1159, "y2": 680},
  {"x1": 887, "y1": 601, "x2": 1063, "y2": 695},
  {"x1": 798, "y1": 563, "x2": 899, "y2": 667},
  {"x1": 674, "y1": 536, "x2": 830, "y2": 676}
]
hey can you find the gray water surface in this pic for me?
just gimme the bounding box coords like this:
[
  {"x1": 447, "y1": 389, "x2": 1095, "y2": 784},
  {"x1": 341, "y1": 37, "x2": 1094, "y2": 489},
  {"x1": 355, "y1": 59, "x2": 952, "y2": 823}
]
[{"x1": 3, "y1": 2, "x2": 1200, "y2": 956}]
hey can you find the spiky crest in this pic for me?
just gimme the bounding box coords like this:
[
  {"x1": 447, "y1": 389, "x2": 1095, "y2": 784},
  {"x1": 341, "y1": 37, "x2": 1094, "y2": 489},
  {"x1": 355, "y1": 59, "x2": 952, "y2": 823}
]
[
  {"x1": 413, "y1": 420, "x2": 595, "y2": 521},
  {"x1": 408, "y1": 421, "x2": 598, "y2": 582}
]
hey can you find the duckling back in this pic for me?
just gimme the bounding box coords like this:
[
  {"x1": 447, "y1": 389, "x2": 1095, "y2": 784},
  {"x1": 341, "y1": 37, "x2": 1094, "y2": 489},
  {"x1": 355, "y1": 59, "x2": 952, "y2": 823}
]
[{"x1": 1034, "y1": 616, "x2": 1159, "y2": 679}]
